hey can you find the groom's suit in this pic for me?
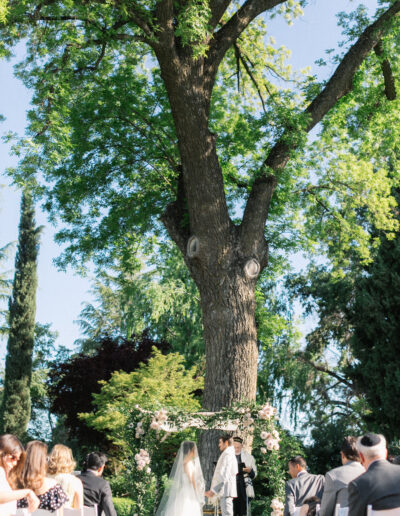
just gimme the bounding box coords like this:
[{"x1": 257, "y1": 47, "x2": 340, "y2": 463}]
[{"x1": 211, "y1": 445, "x2": 238, "y2": 516}]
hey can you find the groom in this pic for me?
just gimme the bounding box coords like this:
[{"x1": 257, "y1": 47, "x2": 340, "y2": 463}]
[{"x1": 205, "y1": 433, "x2": 238, "y2": 516}]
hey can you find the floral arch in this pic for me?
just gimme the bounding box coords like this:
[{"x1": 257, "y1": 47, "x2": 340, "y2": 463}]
[{"x1": 124, "y1": 401, "x2": 290, "y2": 516}]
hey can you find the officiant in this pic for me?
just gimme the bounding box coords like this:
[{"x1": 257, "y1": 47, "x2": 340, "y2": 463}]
[{"x1": 233, "y1": 437, "x2": 257, "y2": 516}]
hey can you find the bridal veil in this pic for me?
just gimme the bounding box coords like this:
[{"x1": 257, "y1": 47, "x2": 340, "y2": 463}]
[{"x1": 155, "y1": 440, "x2": 205, "y2": 516}]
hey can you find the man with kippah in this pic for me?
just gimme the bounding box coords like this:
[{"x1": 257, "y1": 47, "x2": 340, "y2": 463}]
[
  {"x1": 232, "y1": 437, "x2": 257, "y2": 516},
  {"x1": 348, "y1": 433, "x2": 400, "y2": 516}
]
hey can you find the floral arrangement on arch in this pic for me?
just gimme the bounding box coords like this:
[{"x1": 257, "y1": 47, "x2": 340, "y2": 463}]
[{"x1": 124, "y1": 401, "x2": 286, "y2": 514}]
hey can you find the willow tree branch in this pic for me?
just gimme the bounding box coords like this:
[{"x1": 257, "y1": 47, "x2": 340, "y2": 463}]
[{"x1": 241, "y1": 1, "x2": 400, "y2": 239}]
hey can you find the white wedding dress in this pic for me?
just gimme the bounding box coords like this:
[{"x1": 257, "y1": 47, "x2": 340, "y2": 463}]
[{"x1": 156, "y1": 441, "x2": 204, "y2": 516}]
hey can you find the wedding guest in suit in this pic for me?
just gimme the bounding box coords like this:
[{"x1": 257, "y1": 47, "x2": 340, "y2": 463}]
[
  {"x1": 319, "y1": 436, "x2": 364, "y2": 516},
  {"x1": 232, "y1": 436, "x2": 257, "y2": 516},
  {"x1": 78, "y1": 452, "x2": 117, "y2": 516},
  {"x1": 284, "y1": 456, "x2": 325, "y2": 516},
  {"x1": 205, "y1": 434, "x2": 238, "y2": 516},
  {"x1": 348, "y1": 433, "x2": 400, "y2": 516}
]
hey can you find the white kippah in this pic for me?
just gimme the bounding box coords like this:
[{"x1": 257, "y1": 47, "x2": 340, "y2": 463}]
[{"x1": 356, "y1": 433, "x2": 386, "y2": 456}]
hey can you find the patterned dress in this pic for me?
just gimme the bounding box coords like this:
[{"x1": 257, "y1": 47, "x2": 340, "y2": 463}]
[{"x1": 18, "y1": 484, "x2": 68, "y2": 512}]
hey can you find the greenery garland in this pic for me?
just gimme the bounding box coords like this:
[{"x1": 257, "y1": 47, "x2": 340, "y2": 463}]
[{"x1": 123, "y1": 401, "x2": 289, "y2": 516}]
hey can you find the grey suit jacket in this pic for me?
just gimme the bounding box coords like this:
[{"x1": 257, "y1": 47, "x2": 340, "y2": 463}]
[
  {"x1": 284, "y1": 471, "x2": 325, "y2": 516},
  {"x1": 348, "y1": 459, "x2": 400, "y2": 516},
  {"x1": 319, "y1": 461, "x2": 364, "y2": 516}
]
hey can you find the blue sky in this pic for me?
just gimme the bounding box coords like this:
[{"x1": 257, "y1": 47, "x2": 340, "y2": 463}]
[{"x1": 0, "y1": 1, "x2": 380, "y2": 360}]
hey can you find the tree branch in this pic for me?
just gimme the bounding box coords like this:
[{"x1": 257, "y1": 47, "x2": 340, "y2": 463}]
[
  {"x1": 298, "y1": 353, "x2": 356, "y2": 392},
  {"x1": 374, "y1": 39, "x2": 397, "y2": 101},
  {"x1": 241, "y1": 1, "x2": 400, "y2": 239},
  {"x1": 161, "y1": 168, "x2": 189, "y2": 255},
  {"x1": 205, "y1": 0, "x2": 287, "y2": 89},
  {"x1": 209, "y1": 0, "x2": 231, "y2": 31},
  {"x1": 234, "y1": 42, "x2": 267, "y2": 114}
]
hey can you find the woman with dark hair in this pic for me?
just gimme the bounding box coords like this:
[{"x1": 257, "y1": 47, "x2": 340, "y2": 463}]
[
  {"x1": 17, "y1": 440, "x2": 68, "y2": 512},
  {"x1": 0, "y1": 434, "x2": 39, "y2": 515}
]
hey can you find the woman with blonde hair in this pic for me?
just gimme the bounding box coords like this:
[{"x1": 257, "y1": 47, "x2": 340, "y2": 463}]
[
  {"x1": 17, "y1": 440, "x2": 68, "y2": 512},
  {"x1": 48, "y1": 444, "x2": 83, "y2": 509},
  {"x1": 0, "y1": 434, "x2": 39, "y2": 515}
]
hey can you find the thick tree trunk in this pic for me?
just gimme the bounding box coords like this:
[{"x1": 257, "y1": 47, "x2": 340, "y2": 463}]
[
  {"x1": 158, "y1": 51, "x2": 271, "y2": 486},
  {"x1": 198, "y1": 271, "x2": 259, "y2": 482}
]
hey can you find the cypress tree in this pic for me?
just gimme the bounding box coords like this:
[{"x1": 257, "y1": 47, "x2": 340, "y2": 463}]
[{"x1": 0, "y1": 190, "x2": 40, "y2": 434}]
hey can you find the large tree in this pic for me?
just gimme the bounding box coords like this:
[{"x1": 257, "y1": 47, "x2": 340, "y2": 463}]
[
  {"x1": 2, "y1": 0, "x2": 400, "y2": 473},
  {"x1": 0, "y1": 191, "x2": 40, "y2": 435}
]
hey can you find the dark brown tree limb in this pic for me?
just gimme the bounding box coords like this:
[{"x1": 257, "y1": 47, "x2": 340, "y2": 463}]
[
  {"x1": 241, "y1": 1, "x2": 400, "y2": 239},
  {"x1": 209, "y1": 0, "x2": 232, "y2": 31},
  {"x1": 374, "y1": 39, "x2": 397, "y2": 100},
  {"x1": 161, "y1": 168, "x2": 189, "y2": 255}
]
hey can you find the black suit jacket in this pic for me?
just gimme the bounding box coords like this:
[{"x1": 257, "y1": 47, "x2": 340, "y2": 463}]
[
  {"x1": 348, "y1": 459, "x2": 400, "y2": 516},
  {"x1": 78, "y1": 470, "x2": 117, "y2": 516}
]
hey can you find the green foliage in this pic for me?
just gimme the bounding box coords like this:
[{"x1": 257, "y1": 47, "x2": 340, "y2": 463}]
[
  {"x1": 0, "y1": 190, "x2": 40, "y2": 435},
  {"x1": 77, "y1": 242, "x2": 203, "y2": 366},
  {"x1": 28, "y1": 322, "x2": 59, "y2": 440},
  {"x1": 251, "y1": 427, "x2": 304, "y2": 516},
  {"x1": 174, "y1": 0, "x2": 211, "y2": 58},
  {"x1": 1, "y1": 2, "x2": 397, "y2": 273},
  {"x1": 112, "y1": 497, "x2": 136, "y2": 516},
  {"x1": 80, "y1": 347, "x2": 203, "y2": 449},
  {"x1": 348, "y1": 226, "x2": 400, "y2": 440},
  {"x1": 0, "y1": 0, "x2": 7, "y2": 24}
]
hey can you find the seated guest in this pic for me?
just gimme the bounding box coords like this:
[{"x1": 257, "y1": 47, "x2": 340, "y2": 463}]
[
  {"x1": 319, "y1": 436, "x2": 364, "y2": 516},
  {"x1": 78, "y1": 452, "x2": 117, "y2": 516},
  {"x1": 48, "y1": 444, "x2": 84, "y2": 509},
  {"x1": 17, "y1": 440, "x2": 68, "y2": 512},
  {"x1": 284, "y1": 456, "x2": 325, "y2": 516},
  {"x1": 299, "y1": 496, "x2": 321, "y2": 516},
  {"x1": 348, "y1": 433, "x2": 400, "y2": 516},
  {"x1": 0, "y1": 434, "x2": 39, "y2": 515}
]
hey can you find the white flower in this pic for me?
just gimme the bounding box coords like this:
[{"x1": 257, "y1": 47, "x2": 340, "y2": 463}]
[
  {"x1": 150, "y1": 421, "x2": 160, "y2": 430},
  {"x1": 260, "y1": 447, "x2": 267, "y2": 454},
  {"x1": 271, "y1": 498, "x2": 284, "y2": 511},
  {"x1": 272, "y1": 430, "x2": 280, "y2": 440},
  {"x1": 260, "y1": 431, "x2": 272, "y2": 440}
]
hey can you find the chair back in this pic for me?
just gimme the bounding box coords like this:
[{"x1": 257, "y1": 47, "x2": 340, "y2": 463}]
[
  {"x1": 367, "y1": 507, "x2": 400, "y2": 516},
  {"x1": 334, "y1": 504, "x2": 349, "y2": 516},
  {"x1": 64, "y1": 509, "x2": 84, "y2": 516},
  {"x1": 83, "y1": 506, "x2": 98, "y2": 516}
]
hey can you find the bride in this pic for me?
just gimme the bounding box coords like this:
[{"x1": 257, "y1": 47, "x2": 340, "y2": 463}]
[{"x1": 156, "y1": 441, "x2": 205, "y2": 516}]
